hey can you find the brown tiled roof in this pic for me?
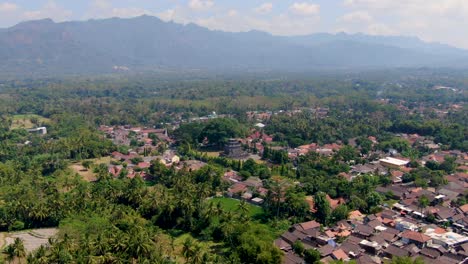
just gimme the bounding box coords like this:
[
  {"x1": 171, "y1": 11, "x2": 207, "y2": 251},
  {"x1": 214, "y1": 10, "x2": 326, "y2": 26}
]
[
  {"x1": 325, "y1": 230, "x2": 337, "y2": 238},
  {"x1": 228, "y1": 183, "x2": 247, "y2": 194},
  {"x1": 303, "y1": 228, "x2": 320, "y2": 238},
  {"x1": 384, "y1": 227, "x2": 400, "y2": 235},
  {"x1": 460, "y1": 204, "x2": 468, "y2": 213},
  {"x1": 298, "y1": 220, "x2": 320, "y2": 231},
  {"x1": 384, "y1": 245, "x2": 409, "y2": 257},
  {"x1": 331, "y1": 249, "x2": 349, "y2": 260},
  {"x1": 283, "y1": 253, "x2": 305, "y2": 264},
  {"x1": 400, "y1": 230, "x2": 431, "y2": 243},
  {"x1": 434, "y1": 207, "x2": 456, "y2": 220},
  {"x1": 369, "y1": 235, "x2": 386, "y2": 245},
  {"x1": 274, "y1": 238, "x2": 291, "y2": 250},
  {"x1": 346, "y1": 235, "x2": 363, "y2": 245},
  {"x1": 348, "y1": 210, "x2": 365, "y2": 220},
  {"x1": 355, "y1": 224, "x2": 374, "y2": 236},
  {"x1": 367, "y1": 219, "x2": 382, "y2": 228},
  {"x1": 356, "y1": 254, "x2": 378, "y2": 264},
  {"x1": 281, "y1": 231, "x2": 304, "y2": 244},
  {"x1": 438, "y1": 254, "x2": 463, "y2": 264},
  {"x1": 380, "y1": 231, "x2": 396, "y2": 242},
  {"x1": 339, "y1": 241, "x2": 361, "y2": 255},
  {"x1": 326, "y1": 194, "x2": 345, "y2": 210},
  {"x1": 420, "y1": 248, "x2": 440, "y2": 259},
  {"x1": 318, "y1": 244, "x2": 334, "y2": 257}
]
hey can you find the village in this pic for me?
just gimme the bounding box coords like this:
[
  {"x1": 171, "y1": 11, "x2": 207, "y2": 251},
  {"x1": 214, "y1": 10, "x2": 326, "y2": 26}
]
[{"x1": 89, "y1": 104, "x2": 468, "y2": 264}]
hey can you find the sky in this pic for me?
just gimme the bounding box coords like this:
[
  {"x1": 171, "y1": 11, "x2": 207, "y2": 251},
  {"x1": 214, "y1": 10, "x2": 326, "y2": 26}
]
[{"x1": 0, "y1": 0, "x2": 467, "y2": 49}]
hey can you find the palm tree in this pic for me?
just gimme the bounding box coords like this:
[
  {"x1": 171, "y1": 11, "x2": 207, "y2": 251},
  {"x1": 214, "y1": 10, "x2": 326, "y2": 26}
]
[
  {"x1": 4, "y1": 244, "x2": 16, "y2": 264},
  {"x1": 418, "y1": 195, "x2": 429, "y2": 218},
  {"x1": 237, "y1": 200, "x2": 250, "y2": 217},
  {"x1": 182, "y1": 237, "x2": 195, "y2": 262},
  {"x1": 191, "y1": 244, "x2": 205, "y2": 264},
  {"x1": 4, "y1": 237, "x2": 27, "y2": 264}
]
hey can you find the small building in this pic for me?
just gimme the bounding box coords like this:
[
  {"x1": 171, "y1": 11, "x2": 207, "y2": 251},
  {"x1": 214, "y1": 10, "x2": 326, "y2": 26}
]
[
  {"x1": 28, "y1": 127, "x2": 47, "y2": 135},
  {"x1": 425, "y1": 228, "x2": 468, "y2": 249},
  {"x1": 379, "y1": 157, "x2": 409, "y2": 169},
  {"x1": 395, "y1": 220, "x2": 419, "y2": 232},
  {"x1": 400, "y1": 230, "x2": 431, "y2": 248},
  {"x1": 383, "y1": 245, "x2": 409, "y2": 258},
  {"x1": 251, "y1": 197, "x2": 264, "y2": 205}
]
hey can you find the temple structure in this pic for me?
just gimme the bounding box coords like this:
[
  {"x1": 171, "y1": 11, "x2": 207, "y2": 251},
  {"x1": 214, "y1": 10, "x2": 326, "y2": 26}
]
[{"x1": 223, "y1": 138, "x2": 248, "y2": 159}]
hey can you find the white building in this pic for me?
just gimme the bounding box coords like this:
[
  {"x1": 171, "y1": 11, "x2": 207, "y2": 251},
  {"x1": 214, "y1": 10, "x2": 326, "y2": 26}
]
[
  {"x1": 379, "y1": 157, "x2": 409, "y2": 168},
  {"x1": 28, "y1": 127, "x2": 47, "y2": 135},
  {"x1": 425, "y1": 228, "x2": 468, "y2": 249}
]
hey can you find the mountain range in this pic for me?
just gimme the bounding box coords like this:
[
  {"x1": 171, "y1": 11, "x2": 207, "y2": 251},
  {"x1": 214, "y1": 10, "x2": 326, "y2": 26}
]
[{"x1": 1, "y1": 15, "x2": 467, "y2": 76}]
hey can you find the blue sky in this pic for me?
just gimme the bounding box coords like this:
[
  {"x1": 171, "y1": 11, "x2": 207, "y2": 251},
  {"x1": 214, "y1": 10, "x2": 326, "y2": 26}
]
[{"x1": 1, "y1": 0, "x2": 467, "y2": 49}]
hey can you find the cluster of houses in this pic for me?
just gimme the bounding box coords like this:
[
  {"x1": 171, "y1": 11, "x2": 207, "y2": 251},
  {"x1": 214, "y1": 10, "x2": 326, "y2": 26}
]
[
  {"x1": 277, "y1": 204, "x2": 468, "y2": 264},
  {"x1": 224, "y1": 171, "x2": 268, "y2": 205},
  {"x1": 99, "y1": 125, "x2": 172, "y2": 147},
  {"x1": 99, "y1": 125, "x2": 210, "y2": 179},
  {"x1": 275, "y1": 151, "x2": 468, "y2": 263}
]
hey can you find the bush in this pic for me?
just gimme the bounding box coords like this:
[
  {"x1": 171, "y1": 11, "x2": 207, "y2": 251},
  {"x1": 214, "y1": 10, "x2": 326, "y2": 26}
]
[{"x1": 10, "y1": 220, "x2": 25, "y2": 231}]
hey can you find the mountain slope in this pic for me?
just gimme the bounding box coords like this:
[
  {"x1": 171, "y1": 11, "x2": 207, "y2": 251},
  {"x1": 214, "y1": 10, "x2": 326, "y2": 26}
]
[{"x1": 0, "y1": 15, "x2": 467, "y2": 75}]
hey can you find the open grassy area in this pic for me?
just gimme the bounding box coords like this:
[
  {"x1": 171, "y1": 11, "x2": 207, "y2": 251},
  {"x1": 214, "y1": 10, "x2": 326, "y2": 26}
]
[
  {"x1": 69, "y1": 156, "x2": 115, "y2": 182},
  {"x1": 11, "y1": 114, "x2": 51, "y2": 129},
  {"x1": 201, "y1": 151, "x2": 220, "y2": 158},
  {"x1": 210, "y1": 197, "x2": 263, "y2": 218},
  {"x1": 70, "y1": 164, "x2": 96, "y2": 182}
]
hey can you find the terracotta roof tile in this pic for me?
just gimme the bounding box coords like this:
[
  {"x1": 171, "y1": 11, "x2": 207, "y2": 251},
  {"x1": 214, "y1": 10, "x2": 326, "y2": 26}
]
[
  {"x1": 401, "y1": 230, "x2": 431, "y2": 243},
  {"x1": 332, "y1": 249, "x2": 349, "y2": 260}
]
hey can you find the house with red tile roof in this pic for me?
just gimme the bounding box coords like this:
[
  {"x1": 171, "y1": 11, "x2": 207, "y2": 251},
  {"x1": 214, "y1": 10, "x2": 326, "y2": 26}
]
[
  {"x1": 294, "y1": 220, "x2": 321, "y2": 232},
  {"x1": 400, "y1": 230, "x2": 431, "y2": 247},
  {"x1": 227, "y1": 183, "x2": 248, "y2": 197},
  {"x1": 331, "y1": 249, "x2": 350, "y2": 261},
  {"x1": 459, "y1": 204, "x2": 468, "y2": 214},
  {"x1": 326, "y1": 195, "x2": 345, "y2": 210}
]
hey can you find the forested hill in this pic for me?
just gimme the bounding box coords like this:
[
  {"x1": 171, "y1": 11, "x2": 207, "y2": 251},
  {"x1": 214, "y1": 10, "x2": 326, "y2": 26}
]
[{"x1": 1, "y1": 15, "x2": 468, "y2": 75}]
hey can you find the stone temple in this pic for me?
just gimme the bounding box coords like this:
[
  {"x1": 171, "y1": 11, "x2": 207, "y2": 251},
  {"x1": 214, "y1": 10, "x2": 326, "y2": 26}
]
[{"x1": 223, "y1": 138, "x2": 249, "y2": 159}]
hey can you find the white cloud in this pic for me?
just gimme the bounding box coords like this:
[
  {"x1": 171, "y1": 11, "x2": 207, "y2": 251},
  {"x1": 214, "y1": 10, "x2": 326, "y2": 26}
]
[
  {"x1": 254, "y1": 3, "x2": 273, "y2": 14},
  {"x1": 339, "y1": 11, "x2": 372, "y2": 23},
  {"x1": 196, "y1": 12, "x2": 320, "y2": 36},
  {"x1": 0, "y1": 2, "x2": 18, "y2": 12},
  {"x1": 158, "y1": 9, "x2": 176, "y2": 21},
  {"x1": 289, "y1": 2, "x2": 320, "y2": 16},
  {"x1": 22, "y1": 1, "x2": 72, "y2": 22},
  {"x1": 188, "y1": 0, "x2": 214, "y2": 11},
  {"x1": 227, "y1": 9, "x2": 237, "y2": 17},
  {"x1": 367, "y1": 23, "x2": 396, "y2": 35},
  {"x1": 341, "y1": 0, "x2": 468, "y2": 48},
  {"x1": 91, "y1": 0, "x2": 111, "y2": 10},
  {"x1": 84, "y1": 0, "x2": 152, "y2": 19}
]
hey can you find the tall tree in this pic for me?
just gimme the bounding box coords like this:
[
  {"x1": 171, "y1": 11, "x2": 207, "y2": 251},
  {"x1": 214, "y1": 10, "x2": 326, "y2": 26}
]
[{"x1": 314, "y1": 192, "x2": 331, "y2": 225}]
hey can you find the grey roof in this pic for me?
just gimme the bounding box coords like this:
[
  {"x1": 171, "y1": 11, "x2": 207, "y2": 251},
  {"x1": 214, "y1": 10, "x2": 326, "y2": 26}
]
[
  {"x1": 367, "y1": 219, "x2": 382, "y2": 229},
  {"x1": 339, "y1": 241, "x2": 362, "y2": 255},
  {"x1": 356, "y1": 254, "x2": 379, "y2": 264},
  {"x1": 355, "y1": 224, "x2": 374, "y2": 236},
  {"x1": 318, "y1": 244, "x2": 334, "y2": 257},
  {"x1": 283, "y1": 253, "x2": 305, "y2": 264},
  {"x1": 384, "y1": 245, "x2": 409, "y2": 257},
  {"x1": 369, "y1": 235, "x2": 386, "y2": 245},
  {"x1": 420, "y1": 247, "x2": 440, "y2": 259}
]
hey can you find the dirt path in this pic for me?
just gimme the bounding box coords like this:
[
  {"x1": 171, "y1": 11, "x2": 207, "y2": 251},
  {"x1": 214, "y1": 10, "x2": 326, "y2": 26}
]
[{"x1": 3, "y1": 228, "x2": 58, "y2": 253}]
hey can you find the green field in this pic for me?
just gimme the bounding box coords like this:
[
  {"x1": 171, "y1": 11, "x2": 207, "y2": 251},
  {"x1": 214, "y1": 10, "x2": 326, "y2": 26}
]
[
  {"x1": 210, "y1": 197, "x2": 263, "y2": 217},
  {"x1": 11, "y1": 114, "x2": 51, "y2": 129}
]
